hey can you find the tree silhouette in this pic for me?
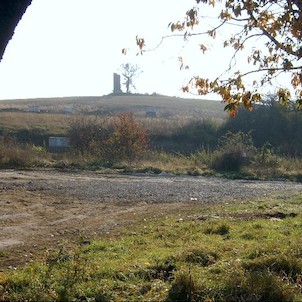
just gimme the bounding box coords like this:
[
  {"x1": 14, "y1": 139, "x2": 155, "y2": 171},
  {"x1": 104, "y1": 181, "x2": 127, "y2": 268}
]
[{"x1": 121, "y1": 63, "x2": 141, "y2": 93}]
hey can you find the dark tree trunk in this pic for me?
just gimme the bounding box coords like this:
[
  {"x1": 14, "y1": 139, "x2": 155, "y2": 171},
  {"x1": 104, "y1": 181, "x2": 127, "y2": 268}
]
[
  {"x1": 0, "y1": 0, "x2": 32, "y2": 61},
  {"x1": 126, "y1": 77, "x2": 130, "y2": 93}
]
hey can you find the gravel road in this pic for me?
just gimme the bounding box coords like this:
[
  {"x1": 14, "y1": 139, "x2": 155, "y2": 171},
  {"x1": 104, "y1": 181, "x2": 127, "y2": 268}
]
[
  {"x1": 1, "y1": 170, "x2": 302, "y2": 204},
  {"x1": 0, "y1": 169, "x2": 302, "y2": 269}
]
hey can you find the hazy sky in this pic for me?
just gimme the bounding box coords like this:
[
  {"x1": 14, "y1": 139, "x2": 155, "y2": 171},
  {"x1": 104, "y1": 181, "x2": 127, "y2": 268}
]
[
  {"x1": 0, "y1": 0, "x2": 286, "y2": 100},
  {"x1": 0, "y1": 0, "x2": 226, "y2": 100}
]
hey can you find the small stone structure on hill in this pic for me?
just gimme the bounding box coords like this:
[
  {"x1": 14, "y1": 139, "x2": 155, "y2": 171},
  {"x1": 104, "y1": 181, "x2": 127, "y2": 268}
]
[
  {"x1": 145, "y1": 106, "x2": 157, "y2": 118},
  {"x1": 28, "y1": 105, "x2": 40, "y2": 113},
  {"x1": 113, "y1": 73, "x2": 122, "y2": 93}
]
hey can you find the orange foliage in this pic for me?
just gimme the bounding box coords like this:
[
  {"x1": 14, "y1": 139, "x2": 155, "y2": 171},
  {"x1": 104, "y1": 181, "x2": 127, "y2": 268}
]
[
  {"x1": 109, "y1": 113, "x2": 149, "y2": 162},
  {"x1": 135, "y1": 0, "x2": 302, "y2": 116}
]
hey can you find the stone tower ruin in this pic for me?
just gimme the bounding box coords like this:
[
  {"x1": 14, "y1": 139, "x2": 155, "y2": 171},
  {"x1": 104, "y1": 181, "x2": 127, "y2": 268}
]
[{"x1": 113, "y1": 73, "x2": 122, "y2": 93}]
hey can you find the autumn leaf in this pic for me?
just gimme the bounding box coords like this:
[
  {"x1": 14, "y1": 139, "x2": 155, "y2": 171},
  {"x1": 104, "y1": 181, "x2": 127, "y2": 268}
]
[{"x1": 199, "y1": 44, "x2": 208, "y2": 53}]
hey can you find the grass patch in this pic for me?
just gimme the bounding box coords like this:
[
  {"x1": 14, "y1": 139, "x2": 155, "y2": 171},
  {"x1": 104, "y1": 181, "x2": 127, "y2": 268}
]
[{"x1": 1, "y1": 196, "x2": 302, "y2": 301}]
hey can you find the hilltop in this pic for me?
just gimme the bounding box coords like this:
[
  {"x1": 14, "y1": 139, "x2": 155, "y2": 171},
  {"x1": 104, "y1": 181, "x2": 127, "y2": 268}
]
[{"x1": 0, "y1": 93, "x2": 227, "y2": 121}]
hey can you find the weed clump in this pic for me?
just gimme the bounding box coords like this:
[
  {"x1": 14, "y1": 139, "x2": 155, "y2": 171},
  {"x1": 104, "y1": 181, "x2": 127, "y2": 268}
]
[
  {"x1": 243, "y1": 254, "x2": 302, "y2": 282},
  {"x1": 204, "y1": 222, "x2": 230, "y2": 236},
  {"x1": 213, "y1": 270, "x2": 297, "y2": 302},
  {"x1": 166, "y1": 271, "x2": 198, "y2": 302},
  {"x1": 182, "y1": 248, "x2": 218, "y2": 266}
]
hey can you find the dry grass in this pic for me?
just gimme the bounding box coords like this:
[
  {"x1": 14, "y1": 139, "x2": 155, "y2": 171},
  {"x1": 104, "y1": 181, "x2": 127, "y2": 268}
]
[
  {"x1": 128, "y1": 152, "x2": 195, "y2": 174},
  {"x1": 0, "y1": 112, "x2": 72, "y2": 135},
  {"x1": 0, "y1": 95, "x2": 227, "y2": 135},
  {"x1": 0, "y1": 94, "x2": 226, "y2": 131}
]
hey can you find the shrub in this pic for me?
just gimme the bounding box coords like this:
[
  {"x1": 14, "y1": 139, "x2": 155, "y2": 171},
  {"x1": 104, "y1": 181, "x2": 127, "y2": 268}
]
[
  {"x1": 212, "y1": 149, "x2": 244, "y2": 172},
  {"x1": 0, "y1": 136, "x2": 45, "y2": 168},
  {"x1": 190, "y1": 148, "x2": 215, "y2": 167},
  {"x1": 107, "y1": 113, "x2": 149, "y2": 163},
  {"x1": 66, "y1": 113, "x2": 149, "y2": 165},
  {"x1": 221, "y1": 95, "x2": 302, "y2": 157},
  {"x1": 67, "y1": 115, "x2": 111, "y2": 155},
  {"x1": 212, "y1": 131, "x2": 255, "y2": 172},
  {"x1": 255, "y1": 142, "x2": 279, "y2": 168}
]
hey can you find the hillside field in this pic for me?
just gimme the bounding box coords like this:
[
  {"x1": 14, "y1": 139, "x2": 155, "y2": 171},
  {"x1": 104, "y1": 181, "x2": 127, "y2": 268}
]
[{"x1": 0, "y1": 94, "x2": 226, "y2": 135}]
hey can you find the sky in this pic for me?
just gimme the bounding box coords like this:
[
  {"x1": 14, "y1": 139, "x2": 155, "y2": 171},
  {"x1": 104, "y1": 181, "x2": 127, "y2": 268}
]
[
  {"x1": 0, "y1": 0, "x2": 228, "y2": 100},
  {"x1": 0, "y1": 0, "x2": 288, "y2": 101}
]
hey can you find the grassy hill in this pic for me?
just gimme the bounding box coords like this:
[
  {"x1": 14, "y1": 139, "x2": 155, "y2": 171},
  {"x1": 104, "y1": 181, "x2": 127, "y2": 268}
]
[{"x1": 0, "y1": 94, "x2": 227, "y2": 137}]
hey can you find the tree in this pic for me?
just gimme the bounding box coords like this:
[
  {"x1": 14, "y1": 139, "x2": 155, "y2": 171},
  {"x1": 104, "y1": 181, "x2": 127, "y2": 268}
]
[
  {"x1": 120, "y1": 63, "x2": 141, "y2": 93},
  {"x1": 135, "y1": 0, "x2": 302, "y2": 116},
  {"x1": 0, "y1": 0, "x2": 32, "y2": 62},
  {"x1": 221, "y1": 94, "x2": 302, "y2": 155}
]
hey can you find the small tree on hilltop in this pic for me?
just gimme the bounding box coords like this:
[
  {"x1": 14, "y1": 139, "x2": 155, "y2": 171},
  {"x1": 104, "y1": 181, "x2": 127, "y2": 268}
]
[{"x1": 121, "y1": 63, "x2": 142, "y2": 93}]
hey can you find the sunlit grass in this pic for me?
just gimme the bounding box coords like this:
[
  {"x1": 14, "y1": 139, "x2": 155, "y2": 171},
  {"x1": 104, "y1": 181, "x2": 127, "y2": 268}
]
[{"x1": 2, "y1": 196, "x2": 302, "y2": 301}]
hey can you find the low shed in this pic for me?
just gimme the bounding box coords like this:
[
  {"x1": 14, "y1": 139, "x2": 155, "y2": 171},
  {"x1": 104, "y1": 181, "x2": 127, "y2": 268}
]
[{"x1": 48, "y1": 137, "x2": 69, "y2": 150}]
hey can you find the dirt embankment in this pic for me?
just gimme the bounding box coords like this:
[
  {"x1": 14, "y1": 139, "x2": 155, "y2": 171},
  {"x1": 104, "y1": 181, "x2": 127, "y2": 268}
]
[{"x1": 1, "y1": 169, "x2": 301, "y2": 269}]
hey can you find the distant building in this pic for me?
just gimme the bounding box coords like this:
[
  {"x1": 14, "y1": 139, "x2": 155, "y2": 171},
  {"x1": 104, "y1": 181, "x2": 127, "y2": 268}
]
[
  {"x1": 48, "y1": 137, "x2": 69, "y2": 151},
  {"x1": 63, "y1": 107, "x2": 74, "y2": 114},
  {"x1": 145, "y1": 107, "x2": 157, "y2": 118},
  {"x1": 28, "y1": 105, "x2": 40, "y2": 113},
  {"x1": 113, "y1": 73, "x2": 122, "y2": 93}
]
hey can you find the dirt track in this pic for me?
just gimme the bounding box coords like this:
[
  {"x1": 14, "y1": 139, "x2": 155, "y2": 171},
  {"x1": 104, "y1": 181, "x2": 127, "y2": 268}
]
[{"x1": 1, "y1": 169, "x2": 302, "y2": 270}]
